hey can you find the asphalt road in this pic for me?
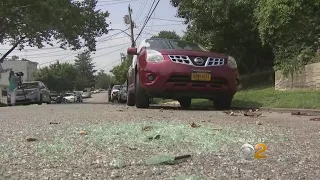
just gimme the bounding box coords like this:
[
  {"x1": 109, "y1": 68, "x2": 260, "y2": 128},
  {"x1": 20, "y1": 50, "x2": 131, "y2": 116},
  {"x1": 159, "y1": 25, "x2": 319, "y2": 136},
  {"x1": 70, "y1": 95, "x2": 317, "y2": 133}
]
[
  {"x1": 0, "y1": 92, "x2": 320, "y2": 179},
  {"x1": 83, "y1": 92, "x2": 109, "y2": 104}
]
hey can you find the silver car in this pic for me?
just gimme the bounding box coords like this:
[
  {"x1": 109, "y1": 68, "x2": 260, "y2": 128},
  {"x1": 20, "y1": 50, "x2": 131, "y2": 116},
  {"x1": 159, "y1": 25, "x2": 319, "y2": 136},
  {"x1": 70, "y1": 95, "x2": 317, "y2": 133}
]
[{"x1": 7, "y1": 81, "x2": 51, "y2": 106}]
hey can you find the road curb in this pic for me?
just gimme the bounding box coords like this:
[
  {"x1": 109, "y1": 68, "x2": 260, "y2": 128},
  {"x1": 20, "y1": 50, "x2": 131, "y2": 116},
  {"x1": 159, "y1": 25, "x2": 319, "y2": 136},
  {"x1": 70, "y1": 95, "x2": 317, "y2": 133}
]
[
  {"x1": 232, "y1": 106, "x2": 320, "y2": 115},
  {"x1": 258, "y1": 107, "x2": 320, "y2": 114}
]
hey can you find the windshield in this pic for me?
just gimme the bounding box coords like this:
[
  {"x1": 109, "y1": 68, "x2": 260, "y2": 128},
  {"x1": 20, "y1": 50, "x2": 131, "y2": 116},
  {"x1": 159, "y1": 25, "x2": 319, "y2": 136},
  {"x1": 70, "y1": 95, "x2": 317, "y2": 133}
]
[
  {"x1": 113, "y1": 85, "x2": 121, "y2": 90},
  {"x1": 65, "y1": 93, "x2": 74, "y2": 96},
  {"x1": 20, "y1": 82, "x2": 38, "y2": 89},
  {"x1": 145, "y1": 38, "x2": 208, "y2": 51}
]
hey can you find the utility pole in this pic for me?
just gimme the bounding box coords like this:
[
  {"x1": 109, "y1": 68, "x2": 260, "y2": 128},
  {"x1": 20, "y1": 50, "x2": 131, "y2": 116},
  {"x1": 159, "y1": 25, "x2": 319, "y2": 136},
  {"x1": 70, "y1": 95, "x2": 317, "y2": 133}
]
[{"x1": 128, "y1": 5, "x2": 135, "y2": 47}]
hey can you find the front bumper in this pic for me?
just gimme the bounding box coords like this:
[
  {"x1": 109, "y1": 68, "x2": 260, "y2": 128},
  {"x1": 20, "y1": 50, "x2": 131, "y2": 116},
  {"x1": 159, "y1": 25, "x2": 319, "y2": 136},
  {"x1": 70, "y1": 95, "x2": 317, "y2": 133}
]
[
  {"x1": 7, "y1": 94, "x2": 39, "y2": 105},
  {"x1": 111, "y1": 92, "x2": 119, "y2": 99},
  {"x1": 137, "y1": 60, "x2": 239, "y2": 99}
]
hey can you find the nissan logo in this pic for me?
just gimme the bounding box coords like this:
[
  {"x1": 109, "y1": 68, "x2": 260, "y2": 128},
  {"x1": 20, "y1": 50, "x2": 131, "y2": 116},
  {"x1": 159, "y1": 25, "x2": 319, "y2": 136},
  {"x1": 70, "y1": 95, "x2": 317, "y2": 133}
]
[{"x1": 194, "y1": 57, "x2": 204, "y2": 65}]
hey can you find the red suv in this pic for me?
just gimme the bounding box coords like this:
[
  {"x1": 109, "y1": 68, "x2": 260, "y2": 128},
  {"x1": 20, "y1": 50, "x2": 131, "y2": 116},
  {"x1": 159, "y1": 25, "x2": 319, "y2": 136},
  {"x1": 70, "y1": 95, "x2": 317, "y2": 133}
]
[{"x1": 126, "y1": 38, "x2": 240, "y2": 109}]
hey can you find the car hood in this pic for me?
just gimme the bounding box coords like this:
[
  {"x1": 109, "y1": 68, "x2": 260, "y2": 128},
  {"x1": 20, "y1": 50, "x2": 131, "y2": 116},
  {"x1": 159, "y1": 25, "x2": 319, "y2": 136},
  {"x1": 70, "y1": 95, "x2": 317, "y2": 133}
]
[
  {"x1": 16, "y1": 88, "x2": 38, "y2": 95},
  {"x1": 112, "y1": 90, "x2": 120, "y2": 93},
  {"x1": 158, "y1": 49, "x2": 228, "y2": 58}
]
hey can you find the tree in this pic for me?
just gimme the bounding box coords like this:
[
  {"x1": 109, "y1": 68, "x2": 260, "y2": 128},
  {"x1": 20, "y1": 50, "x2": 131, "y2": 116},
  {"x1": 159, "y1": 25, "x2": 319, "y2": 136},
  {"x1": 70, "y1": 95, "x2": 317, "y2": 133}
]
[
  {"x1": 152, "y1": 30, "x2": 181, "y2": 39},
  {"x1": 33, "y1": 61, "x2": 77, "y2": 93},
  {"x1": 171, "y1": 0, "x2": 274, "y2": 74},
  {"x1": 95, "y1": 69, "x2": 115, "y2": 89},
  {"x1": 110, "y1": 55, "x2": 133, "y2": 83},
  {"x1": 74, "y1": 51, "x2": 97, "y2": 90},
  {"x1": 0, "y1": 0, "x2": 110, "y2": 61},
  {"x1": 254, "y1": 0, "x2": 320, "y2": 77}
]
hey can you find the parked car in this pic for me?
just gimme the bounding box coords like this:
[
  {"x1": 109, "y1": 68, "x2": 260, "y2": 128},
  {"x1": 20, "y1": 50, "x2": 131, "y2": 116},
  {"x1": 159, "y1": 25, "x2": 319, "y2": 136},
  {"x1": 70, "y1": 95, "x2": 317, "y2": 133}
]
[
  {"x1": 82, "y1": 89, "x2": 92, "y2": 98},
  {"x1": 64, "y1": 92, "x2": 76, "y2": 103},
  {"x1": 110, "y1": 85, "x2": 121, "y2": 102},
  {"x1": 118, "y1": 85, "x2": 127, "y2": 103},
  {"x1": 7, "y1": 81, "x2": 51, "y2": 106},
  {"x1": 54, "y1": 93, "x2": 68, "y2": 104},
  {"x1": 126, "y1": 38, "x2": 240, "y2": 109}
]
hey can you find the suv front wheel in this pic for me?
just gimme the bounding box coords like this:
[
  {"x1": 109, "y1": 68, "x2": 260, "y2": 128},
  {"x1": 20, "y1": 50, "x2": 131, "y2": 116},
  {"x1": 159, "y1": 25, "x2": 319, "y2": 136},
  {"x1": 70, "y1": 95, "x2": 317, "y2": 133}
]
[
  {"x1": 178, "y1": 98, "x2": 192, "y2": 109},
  {"x1": 213, "y1": 95, "x2": 233, "y2": 110},
  {"x1": 135, "y1": 71, "x2": 149, "y2": 108}
]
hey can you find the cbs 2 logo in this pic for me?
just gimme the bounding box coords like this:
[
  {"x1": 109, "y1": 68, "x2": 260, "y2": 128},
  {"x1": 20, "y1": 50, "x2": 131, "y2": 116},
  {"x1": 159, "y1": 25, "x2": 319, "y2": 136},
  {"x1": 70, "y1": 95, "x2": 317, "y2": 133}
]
[{"x1": 253, "y1": 143, "x2": 267, "y2": 159}]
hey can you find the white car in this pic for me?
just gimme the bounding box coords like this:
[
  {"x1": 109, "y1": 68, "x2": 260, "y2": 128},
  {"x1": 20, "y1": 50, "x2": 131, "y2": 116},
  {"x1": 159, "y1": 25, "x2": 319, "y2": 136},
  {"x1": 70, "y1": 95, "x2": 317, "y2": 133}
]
[
  {"x1": 82, "y1": 90, "x2": 92, "y2": 98},
  {"x1": 64, "y1": 93, "x2": 76, "y2": 103},
  {"x1": 110, "y1": 85, "x2": 121, "y2": 102}
]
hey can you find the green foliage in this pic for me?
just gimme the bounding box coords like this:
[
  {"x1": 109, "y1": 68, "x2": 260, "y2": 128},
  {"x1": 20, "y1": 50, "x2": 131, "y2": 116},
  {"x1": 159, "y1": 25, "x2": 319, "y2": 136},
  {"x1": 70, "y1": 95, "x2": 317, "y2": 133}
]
[
  {"x1": 255, "y1": 0, "x2": 320, "y2": 77},
  {"x1": 151, "y1": 30, "x2": 181, "y2": 39},
  {"x1": 0, "y1": 0, "x2": 109, "y2": 51},
  {"x1": 74, "y1": 51, "x2": 97, "y2": 90},
  {"x1": 95, "y1": 69, "x2": 115, "y2": 89},
  {"x1": 110, "y1": 55, "x2": 133, "y2": 83},
  {"x1": 171, "y1": 0, "x2": 274, "y2": 74},
  {"x1": 33, "y1": 61, "x2": 77, "y2": 93}
]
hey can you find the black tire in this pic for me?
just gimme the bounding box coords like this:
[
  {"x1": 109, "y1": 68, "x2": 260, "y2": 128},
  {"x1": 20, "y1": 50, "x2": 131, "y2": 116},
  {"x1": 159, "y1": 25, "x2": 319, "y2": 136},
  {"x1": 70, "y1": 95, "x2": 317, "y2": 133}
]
[
  {"x1": 127, "y1": 92, "x2": 135, "y2": 106},
  {"x1": 38, "y1": 94, "x2": 43, "y2": 105},
  {"x1": 179, "y1": 98, "x2": 192, "y2": 109},
  {"x1": 213, "y1": 95, "x2": 233, "y2": 110},
  {"x1": 135, "y1": 72, "x2": 149, "y2": 108}
]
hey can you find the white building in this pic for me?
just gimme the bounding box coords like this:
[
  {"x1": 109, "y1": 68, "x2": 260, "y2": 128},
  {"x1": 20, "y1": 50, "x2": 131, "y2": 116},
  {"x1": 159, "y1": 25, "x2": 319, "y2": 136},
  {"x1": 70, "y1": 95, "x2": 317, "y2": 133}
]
[{"x1": 0, "y1": 59, "x2": 38, "y2": 98}]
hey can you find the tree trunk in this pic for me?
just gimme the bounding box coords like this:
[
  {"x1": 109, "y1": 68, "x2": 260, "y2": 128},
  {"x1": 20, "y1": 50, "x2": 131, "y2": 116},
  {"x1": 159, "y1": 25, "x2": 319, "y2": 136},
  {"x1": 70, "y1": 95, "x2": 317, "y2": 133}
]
[{"x1": 0, "y1": 37, "x2": 25, "y2": 63}]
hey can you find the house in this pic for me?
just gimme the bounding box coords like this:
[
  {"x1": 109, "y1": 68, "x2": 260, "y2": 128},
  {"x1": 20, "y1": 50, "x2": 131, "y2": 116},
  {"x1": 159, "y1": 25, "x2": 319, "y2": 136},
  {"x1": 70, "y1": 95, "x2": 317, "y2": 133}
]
[{"x1": 0, "y1": 59, "x2": 38, "y2": 100}]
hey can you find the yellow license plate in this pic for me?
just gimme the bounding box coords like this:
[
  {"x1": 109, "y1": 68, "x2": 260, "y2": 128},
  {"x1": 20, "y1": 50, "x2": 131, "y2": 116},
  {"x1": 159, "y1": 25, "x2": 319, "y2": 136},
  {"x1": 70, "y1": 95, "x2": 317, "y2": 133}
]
[{"x1": 191, "y1": 73, "x2": 211, "y2": 81}]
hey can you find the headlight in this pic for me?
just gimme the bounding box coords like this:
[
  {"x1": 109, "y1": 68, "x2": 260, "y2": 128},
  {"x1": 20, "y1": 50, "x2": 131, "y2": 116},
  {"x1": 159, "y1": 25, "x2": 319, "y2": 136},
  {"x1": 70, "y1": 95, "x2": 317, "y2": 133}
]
[
  {"x1": 227, "y1": 56, "x2": 237, "y2": 69},
  {"x1": 146, "y1": 50, "x2": 164, "y2": 63}
]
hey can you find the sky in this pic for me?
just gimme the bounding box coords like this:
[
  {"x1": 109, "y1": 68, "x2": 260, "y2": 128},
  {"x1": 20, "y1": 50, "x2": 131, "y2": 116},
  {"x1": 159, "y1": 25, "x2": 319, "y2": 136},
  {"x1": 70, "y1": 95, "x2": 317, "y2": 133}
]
[{"x1": 0, "y1": 0, "x2": 187, "y2": 73}]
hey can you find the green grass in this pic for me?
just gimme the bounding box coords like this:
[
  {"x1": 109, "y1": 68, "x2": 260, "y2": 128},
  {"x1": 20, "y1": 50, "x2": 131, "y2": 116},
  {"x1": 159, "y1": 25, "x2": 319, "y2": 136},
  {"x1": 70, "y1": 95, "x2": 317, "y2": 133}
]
[
  {"x1": 192, "y1": 87, "x2": 320, "y2": 109},
  {"x1": 84, "y1": 121, "x2": 267, "y2": 154}
]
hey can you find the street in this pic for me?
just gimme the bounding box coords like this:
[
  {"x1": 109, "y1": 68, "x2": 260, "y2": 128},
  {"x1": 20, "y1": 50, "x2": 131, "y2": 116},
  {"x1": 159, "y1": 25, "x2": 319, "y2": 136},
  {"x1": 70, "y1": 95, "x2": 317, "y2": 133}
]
[{"x1": 0, "y1": 92, "x2": 320, "y2": 179}]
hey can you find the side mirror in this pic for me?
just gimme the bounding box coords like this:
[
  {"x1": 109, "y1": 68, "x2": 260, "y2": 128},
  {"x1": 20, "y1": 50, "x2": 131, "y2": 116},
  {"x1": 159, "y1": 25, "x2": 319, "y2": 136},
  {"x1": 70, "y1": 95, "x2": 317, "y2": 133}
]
[{"x1": 127, "y1": 48, "x2": 138, "y2": 55}]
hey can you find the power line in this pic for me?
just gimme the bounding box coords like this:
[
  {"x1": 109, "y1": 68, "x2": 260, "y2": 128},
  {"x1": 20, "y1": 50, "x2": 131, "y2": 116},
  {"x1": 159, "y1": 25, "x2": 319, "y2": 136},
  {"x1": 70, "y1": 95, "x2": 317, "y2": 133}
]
[
  {"x1": 96, "y1": 0, "x2": 139, "y2": 6},
  {"x1": 3, "y1": 35, "x2": 131, "y2": 59},
  {"x1": 99, "y1": 58, "x2": 122, "y2": 69},
  {"x1": 91, "y1": 45, "x2": 129, "y2": 59},
  {"x1": 134, "y1": 0, "x2": 148, "y2": 22},
  {"x1": 150, "y1": 17, "x2": 184, "y2": 22},
  {"x1": 135, "y1": 0, "x2": 161, "y2": 42},
  {"x1": 143, "y1": 23, "x2": 184, "y2": 27}
]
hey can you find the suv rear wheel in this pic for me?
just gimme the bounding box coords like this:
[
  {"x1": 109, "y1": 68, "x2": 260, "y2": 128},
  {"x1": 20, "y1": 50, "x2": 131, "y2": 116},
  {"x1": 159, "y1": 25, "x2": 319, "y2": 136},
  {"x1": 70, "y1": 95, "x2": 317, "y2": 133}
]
[
  {"x1": 135, "y1": 71, "x2": 149, "y2": 108},
  {"x1": 213, "y1": 95, "x2": 233, "y2": 110},
  {"x1": 179, "y1": 98, "x2": 192, "y2": 109}
]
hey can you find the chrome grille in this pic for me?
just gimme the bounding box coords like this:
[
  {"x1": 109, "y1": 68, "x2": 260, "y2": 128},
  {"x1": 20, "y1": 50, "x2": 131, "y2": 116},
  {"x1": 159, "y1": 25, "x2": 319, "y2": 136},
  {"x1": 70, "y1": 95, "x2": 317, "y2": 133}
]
[
  {"x1": 168, "y1": 55, "x2": 192, "y2": 65},
  {"x1": 169, "y1": 55, "x2": 225, "y2": 67},
  {"x1": 207, "y1": 58, "x2": 224, "y2": 66}
]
